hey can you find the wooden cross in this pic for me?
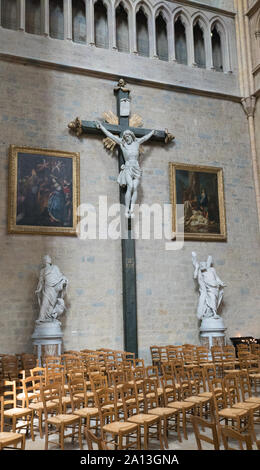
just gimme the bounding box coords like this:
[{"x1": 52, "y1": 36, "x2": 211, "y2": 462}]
[{"x1": 68, "y1": 79, "x2": 174, "y2": 357}]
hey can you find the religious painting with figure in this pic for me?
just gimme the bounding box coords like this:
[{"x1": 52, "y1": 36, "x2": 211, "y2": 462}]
[
  {"x1": 8, "y1": 146, "x2": 80, "y2": 236},
  {"x1": 169, "y1": 162, "x2": 226, "y2": 241}
]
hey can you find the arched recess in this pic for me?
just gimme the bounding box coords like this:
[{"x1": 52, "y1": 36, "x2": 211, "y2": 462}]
[
  {"x1": 25, "y1": 0, "x2": 41, "y2": 35},
  {"x1": 174, "y1": 13, "x2": 188, "y2": 64},
  {"x1": 135, "y1": 4, "x2": 150, "y2": 57},
  {"x1": 94, "y1": 0, "x2": 109, "y2": 48},
  {"x1": 210, "y1": 17, "x2": 231, "y2": 73},
  {"x1": 115, "y1": 2, "x2": 129, "y2": 52},
  {"x1": 49, "y1": 0, "x2": 64, "y2": 40},
  {"x1": 1, "y1": 0, "x2": 18, "y2": 30},
  {"x1": 155, "y1": 9, "x2": 169, "y2": 61},
  {"x1": 72, "y1": 0, "x2": 86, "y2": 44},
  {"x1": 193, "y1": 17, "x2": 207, "y2": 68}
]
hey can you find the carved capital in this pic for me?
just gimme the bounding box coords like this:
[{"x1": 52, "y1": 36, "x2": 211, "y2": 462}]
[
  {"x1": 164, "y1": 129, "x2": 175, "y2": 144},
  {"x1": 68, "y1": 117, "x2": 83, "y2": 137},
  {"x1": 241, "y1": 96, "x2": 256, "y2": 118}
]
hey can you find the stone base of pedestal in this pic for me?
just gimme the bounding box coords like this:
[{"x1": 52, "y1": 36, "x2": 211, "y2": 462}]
[
  {"x1": 32, "y1": 321, "x2": 63, "y2": 366},
  {"x1": 199, "y1": 317, "x2": 227, "y2": 352}
]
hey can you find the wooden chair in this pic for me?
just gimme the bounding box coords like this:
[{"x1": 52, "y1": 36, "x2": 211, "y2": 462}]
[
  {"x1": 142, "y1": 378, "x2": 181, "y2": 448},
  {"x1": 238, "y1": 370, "x2": 260, "y2": 405},
  {"x1": 85, "y1": 429, "x2": 108, "y2": 450},
  {"x1": 41, "y1": 382, "x2": 83, "y2": 450},
  {"x1": 196, "y1": 347, "x2": 211, "y2": 366},
  {"x1": 23, "y1": 374, "x2": 57, "y2": 439},
  {"x1": 211, "y1": 346, "x2": 224, "y2": 377},
  {"x1": 212, "y1": 379, "x2": 253, "y2": 443},
  {"x1": 224, "y1": 373, "x2": 259, "y2": 441},
  {"x1": 0, "y1": 396, "x2": 25, "y2": 450},
  {"x1": 95, "y1": 386, "x2": 140, "y2": 450},
  {"x1": 69, "y1": 377, "x2": 99, "y2": 436},
  {"x1": 161, "y1": 375, "x2": 195, "y2": 441},
  {"x1": 119, "y1": 382, "x2": 163, "y2": 450},
  {"x1": 2, "y1": 380, "x2": 34, "y2": 440},
  {"x1": 146, "y1": 366, "x2": 164, "y2": 404},
  {"x1": 178, "y1": 370, "x2": 214, "y2": 422},
  {"x1": 191, "y1": 415, "x2": 220, "y2": 450},
  {"x1": 220, "y1": 426, "x2": 253, "y2": 450}
]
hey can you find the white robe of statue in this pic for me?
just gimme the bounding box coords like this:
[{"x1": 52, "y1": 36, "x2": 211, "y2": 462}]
[
  {"x1": 35, "y1": 255, "x2": 68, "y2": 323},
  {"x1": 192, "y1": 252, "x2": 226, "y2": 320}
]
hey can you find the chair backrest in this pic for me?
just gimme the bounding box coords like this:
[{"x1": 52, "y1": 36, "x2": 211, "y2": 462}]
[
  {"x1": 2, "y1": 355, "x2": 19, "y2": 380},
  {"x1": 160, "y1": 375, "x2": 179, "y2": 404},
  {"x1": 196, "y1": 347, "x2": 209, "y2": 365},
  {"x1": 23, "y1": 375, "x2": 43, "y2": 406},
  {"x1": 203, "y1": 364, "x2": 217, "y2": 390},
  {"x1": 238, "y1": 370, "x2": 253, "y2": 401},
  {"x1": 85, "y1": 429, "x2": 108, "y2": 450},
  {"x1": 191, "y1": 416, "x2": 219, "y2": 450},
  {"x1": 69, "y1": 377, "x2": 87, "y2": 409},
  {"x1": 150, "y1": 346, "x2": 160, "y2": 365},
  {"x1": 223, "y1": 345, "x2": 236, "y2": 360},
  {"x1": 41, "y1": 382, "x2": 61, "y2": 416},
  {"x1": 43, "y1": 356, "x2": 61, "y2": 367},
  {"x1": 3, "y1": 380, "x2": 17, "y2": 408},
  {"x1": 142, "y1": 378, "x2": 159, "y2": 410},
  {"x1": 90, "y1": 373, "x2": 108, "y2": 395},
  {"x1": 223, "y1": 373, "x2": 241, "y2": 406},
  {"x1": 191, "y1": 367, "x2": 207, "y2": 393},
  {"x1": 95, "y1": 387, "x2": 119, "y2": 425},
  {"x1": 119, "y1": 382, "x2": 140, "y2": 419},
  {"x1": 21, "y1": 354, "x2": 37, "y2": 373},
  {"x1": 221, "y1": 426, "x2": 253, "y2": 450}
]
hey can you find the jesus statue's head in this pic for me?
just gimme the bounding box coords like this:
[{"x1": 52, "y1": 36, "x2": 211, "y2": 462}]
[{"x1": 122, "y1": 130, "x2": 136, "y2": 145}]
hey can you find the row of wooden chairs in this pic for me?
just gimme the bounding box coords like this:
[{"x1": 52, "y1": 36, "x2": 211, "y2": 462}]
[{"x1": 1, "y1": 359, "x2": 260, "y2": 451}]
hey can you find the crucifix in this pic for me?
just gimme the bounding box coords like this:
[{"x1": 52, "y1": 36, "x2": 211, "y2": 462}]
[{"x1": 68, "y1": 78, "x2": 174, "y2": 357}]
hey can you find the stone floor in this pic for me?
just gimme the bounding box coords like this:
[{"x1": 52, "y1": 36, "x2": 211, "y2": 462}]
[{"x1": 21, "y1": 418, "x2": 260, "y2": 451}]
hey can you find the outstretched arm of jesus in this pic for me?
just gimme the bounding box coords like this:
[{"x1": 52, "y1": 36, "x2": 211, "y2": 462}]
[
  {"x1": 96, "y1": 121, "x2": 122, "y2": 145},
  {"x1": 137, "y1": 129, "x2": 155, "y2": 144}
]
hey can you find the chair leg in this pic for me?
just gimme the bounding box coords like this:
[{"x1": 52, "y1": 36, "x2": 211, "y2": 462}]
[
  {"x1": 45, "y1": 422, "x2": 49, "y2": 450},
  {"x1": 60, "y1": 424, "x2": 65, "y2": 450},
  {"x1": 158, "y1": 421, "x2": 164, "y2": 450},
  {"x1": 30, "y1": 413, "x2": 35, "y2": 441},
  {"x1": 78, "y1": 420, "x2": 83, "y2": 450},
  {"x1": 163, "y1": 418, "x2": 169, "y2": 449}
]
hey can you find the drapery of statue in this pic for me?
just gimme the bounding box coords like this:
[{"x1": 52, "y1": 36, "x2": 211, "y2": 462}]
[{"x1": 35, "y1": 254, "x2": 68, "y2": 324}]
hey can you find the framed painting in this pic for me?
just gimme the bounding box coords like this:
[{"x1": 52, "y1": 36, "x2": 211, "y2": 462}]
[
  {"x1": 169, "y1": 162, "x2": 227, "y2": 241},
  {"x1": 8, "y1": 145, "x2": 80, "y2": 236}
]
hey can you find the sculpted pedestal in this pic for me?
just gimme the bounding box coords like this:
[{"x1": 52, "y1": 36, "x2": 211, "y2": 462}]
[
  {"x1": 32, "y1": 321, "x2": 63, "y2": 366},
  {"x1": 199, "y1": 317, "x2": 227, "y2": 351}
]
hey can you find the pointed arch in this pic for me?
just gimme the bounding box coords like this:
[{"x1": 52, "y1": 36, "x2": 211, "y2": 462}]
[
  {"x1": 193, "y1": 15, "x2": 207, "y2": 68},
  {"x1": 210, "y1": 16, "x2": 230, "y2": 72},
  {"x1": 135, "y1": 2, "x2": 152, "y2": 57},
  {"x1": 72, "y1": 0, "x2": 86, "y2": 44},
  {"x1": 115, "y1": 2, "x2": 129, "y2": 52},
  {"x1": 94, "y1": 0, "x2": 109, "y2": 48}
]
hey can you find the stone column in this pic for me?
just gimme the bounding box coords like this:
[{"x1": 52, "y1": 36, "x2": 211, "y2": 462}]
[
  {"x1": 206, "y1": 24, "x2": 214, "y2": 70},
  {"x1": 42, "y1": 0, "x2": 50, "y2": 37},
  {"x1": 151, "y1": 13, "x2": 158, "y2": 59},
  {"x1": 187, "y1": 22, "x2": 196, "y2": 67},
  {"x1": 111, "y1": 4, "x2": 117, "y2": 50},
  {"x1": 168, "y1": 19, "x2": 176, "y2": 62},
  {"x1": 235, "y1": 0, "x2": 260, "y2": 229},
  {"x1": 18, "y1": 0, "x2": 26, "y2": 31},
  {"x1": 64, "y1": 0, "x2": 73, "y2": 41},
  {"x1": 130, "y1": 8, "x2": 137, "y2": 54},
  {"x1": 88, "y1": 0, "x2": 95, "y2": 46}
]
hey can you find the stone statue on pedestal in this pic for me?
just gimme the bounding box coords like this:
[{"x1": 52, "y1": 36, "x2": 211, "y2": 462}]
[
  {"x1": 35, "y1": 255, "x2": 68, "y2": 324},
  {"x1": 192, "y1": 251, "x2": 226, "y2": 321}
]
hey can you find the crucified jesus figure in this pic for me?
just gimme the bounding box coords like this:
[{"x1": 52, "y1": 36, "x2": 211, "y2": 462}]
[{"x1": 96, "y1": 121, "x2": 155, "y2": 218}]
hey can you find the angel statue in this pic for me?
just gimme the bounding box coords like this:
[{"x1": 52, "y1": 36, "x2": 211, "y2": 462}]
[
  {"x1": 35, "y1": 255, "x2": 68, "y2": 323},
  {"x1": 96, "y1": 121, "x2": 155, "y2": 218},
  {"x1": 192, "y1": 252, "x2": 226, "y2": 320}
]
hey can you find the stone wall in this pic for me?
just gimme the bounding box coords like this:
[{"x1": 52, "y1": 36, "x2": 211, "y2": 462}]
[{"x1": 0, "y1": 58, "x2": 259, "y2": 363}]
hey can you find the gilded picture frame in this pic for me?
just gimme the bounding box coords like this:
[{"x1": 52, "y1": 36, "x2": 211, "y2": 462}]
[
  {"x1": 169, "y1": 162, "x2": 227, "y2": 241},
  {"x1": 8, "y1": 145, "x2": 80, "y2": 236}
]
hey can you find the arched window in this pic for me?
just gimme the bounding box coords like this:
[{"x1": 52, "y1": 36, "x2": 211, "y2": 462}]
[
  {"x1": 1, "y1": 0, "x2": 18, "y2": 30},
  {"x1": 211, "y1": 25, "x2": 223, "y2": 71},
  {"x1": 72, "y1": 0, "x2": 86, "y2": 44},
  {"x1": 94, "y1": 0, "x2": 109, "y2": 49},
  {"x1": 175, "y1": 16, "x2": 187, "y2": 65},
  {"x1": 116, "y1": 3, "x2": 129, "y2": 53},
  {"x1": 25, "y1": 0, "x2": 41, "y2": 35},
  {"x1": 193, "y1": 21, "x2": 206, "y2": 68},
  {"x1": 156, "y1": 12, "x2": 168, "y2": 61},
  {"x1": 136, "y1": 7, "x2": 149, "y2": 57},
  {"x1": 49, "y1": 0, "x2": 64, "y2": 40}
]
